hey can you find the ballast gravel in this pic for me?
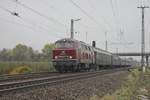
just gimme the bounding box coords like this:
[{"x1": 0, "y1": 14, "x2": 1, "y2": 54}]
[{"x1": 0, "y1": 71, "x2": 128, "y2": 100}]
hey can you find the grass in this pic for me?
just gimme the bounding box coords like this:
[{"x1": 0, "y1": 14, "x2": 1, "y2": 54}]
[
  {"x1": 90, "y1": 68, "x2": 141, "y2": 100},
  {"x1": 0, "y1": 61, "x2": 55, "y2": 74},
  {"x1": 134, "y1": 68, "x2": 150, "y2": 99}
]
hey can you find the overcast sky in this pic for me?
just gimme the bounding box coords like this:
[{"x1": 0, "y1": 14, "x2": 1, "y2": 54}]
[{"x1": 0, "y1": 0, "x2": 150, "y2": 54}]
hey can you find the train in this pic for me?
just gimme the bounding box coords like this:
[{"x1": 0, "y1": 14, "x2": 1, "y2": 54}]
[{"x1": 52, "y1": 38, "x2": 136, "y2": 72}]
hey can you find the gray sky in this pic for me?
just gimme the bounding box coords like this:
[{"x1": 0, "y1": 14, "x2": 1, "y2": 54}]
[{"x1": 0, "y1": 0, "x2": 150, "y2": 53}]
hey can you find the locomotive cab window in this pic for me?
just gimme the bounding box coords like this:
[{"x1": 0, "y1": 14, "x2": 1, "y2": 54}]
[{"x1": 55, "y1": 41, "x2": 76, "y2": 48}]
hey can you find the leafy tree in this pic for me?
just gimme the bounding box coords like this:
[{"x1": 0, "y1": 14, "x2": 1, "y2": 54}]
[
  {"x1": 0, "y1": 43, "x2": 54, "y2": 62},
  {"x1": 42, "y1": 43, "x2": 54, "y2": 61},
  {"x1": 0, "y1": 48, "x2": 12, "y2": 61},
  {"x1": 12, "y1": 44, "x2": 34, "y2": 61},
  {"x1": 32, "y1": 50, "x2": 40, "y2": 61}
]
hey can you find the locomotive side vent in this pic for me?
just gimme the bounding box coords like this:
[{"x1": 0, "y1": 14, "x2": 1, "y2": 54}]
[{"x1": 92, "y1": 41, "x2": 96, "y2": 47}]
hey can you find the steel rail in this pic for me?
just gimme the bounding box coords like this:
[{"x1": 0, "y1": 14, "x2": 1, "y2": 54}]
[
  {"x1": 0, "y1": 68, "x2": 129, "y2": 95},
  {"x1": 0, "y1": 72, "x2": 60, "y2": 83}
]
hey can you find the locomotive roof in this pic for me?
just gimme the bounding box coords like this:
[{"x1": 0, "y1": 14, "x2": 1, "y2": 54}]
[
  {"x1": 55, "y1": 38, "x2": 118, "y2": 56},
  {"x1": 55, "y1": 38, "x2": 91, "y2": 46},
  {"x1": 55, "y1": 38, "x2": 79, "y2": 43}
]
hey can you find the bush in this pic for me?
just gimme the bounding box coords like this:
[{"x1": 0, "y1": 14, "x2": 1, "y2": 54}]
[
  {"x1": 0, "y1": 61, "x2": 55, "y2": 74},
  {"x1": 10, "y1": 65, "x2": 32, "y2": 74}
]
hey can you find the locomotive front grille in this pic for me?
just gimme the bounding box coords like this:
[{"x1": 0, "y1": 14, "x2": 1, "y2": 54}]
[
  {"x1": 52, "y1": 59, "x2": 78, "y2": 66},
  {"x1": 54, "y1": 55, "x2": 73, "y2": 59}
]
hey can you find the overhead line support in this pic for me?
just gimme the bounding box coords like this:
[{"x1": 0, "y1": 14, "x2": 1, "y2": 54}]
[{"x1": 137, "y1": 5, "x2": 149, "y2": 72}]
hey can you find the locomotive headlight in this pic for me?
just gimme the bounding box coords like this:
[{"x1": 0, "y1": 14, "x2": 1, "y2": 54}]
[
  {"x1": 55, "y1": 56, "x2": 58, "y2": 59},
  {"x1": 69, "y1": 56, "x2": 72, "y2": 59}
]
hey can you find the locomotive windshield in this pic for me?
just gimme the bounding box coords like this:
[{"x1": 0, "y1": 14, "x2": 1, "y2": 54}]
[{"x1": 55, "y1": 41, "x2": 75, "y2": 48}]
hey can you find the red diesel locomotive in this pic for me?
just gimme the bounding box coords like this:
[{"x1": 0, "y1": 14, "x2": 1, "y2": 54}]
[{"x1": 52, "y1": 38, "x2": 95, "y2": 72}]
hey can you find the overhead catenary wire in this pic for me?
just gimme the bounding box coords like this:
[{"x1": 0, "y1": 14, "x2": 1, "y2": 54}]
[
  {"x1": 20, "y1": 17, "x2": 64, "y2": 38},
  {"x1": 35, "y1": 0, "x2": 103, "y2": 35},
  {"x1": 114, "y1": 0, "x2": 125, "y2": 37},
  {"x1": 114, "y1": 0, "x2": 132, "y2": 51},
  {"x1": 14, "y1": 0, "x2": 110, "y2": 36},
  {"x1": 110, "y1": 0, "x2": 116, "y2": 19},
  {"x1": 0, "y1": 16, "x2": 35, "y2": 31},
  {"x1": 35, "y1": 0, "x2": 71, "y2": 34},
  {"x1": 86, "y1": 0, "x2": 122, "y2": 50},
  {"x1": 86, "y1": 0, "x2": 113, "y2": 31},
  {"x1": 0, "y1": 6, "x2": 11, "y2": 13},
  {"x1": 110, "y1": 0, "x2": 124, "y2": 33},
  {"x1": 13, "y1": 0, "x2": 66, "y2": 27},
  {"x1": 68, "y1": 0, "x2": 106, "y2": 33},
  {"x1": 0, "y1": 6, "x2": 20, "y2": 17},
  {"x1": 41, "y1": 0, "x2": 98, "y2": 32},
  {"x1": 39, "y1": 0, "x2": 65, "y2": 17},
  {"x1": 109, "y1": 0, "x2": 123, "y2": 35},
  {"x1": 109, "y1": 0, "x2": 120, "y2": 33},
  {"x1": 11, "y1": 0, "x2": 66, "y2": 33},
  {"x1": 4, "y1": 0, "x2": 66, "y2": 36},
  {"x1": 109, "y1": 0, "x2": 127, "y2": 49},
  {"x1": 114, "y1": 0, "x2": 121, "y2": 26},
  {"x1": 0, "y1": 6, "x2": 64, "y2": 38},
  {"x1": 113, "y1": 0, "x2": 128, "y2": 51}
]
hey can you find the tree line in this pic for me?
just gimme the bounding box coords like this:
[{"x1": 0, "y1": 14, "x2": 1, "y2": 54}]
[{"x1": 0, "y1": 43, "x2": 54, "y2": 62}]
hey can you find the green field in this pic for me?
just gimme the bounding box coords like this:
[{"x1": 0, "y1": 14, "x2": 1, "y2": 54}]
[{"x1": 0, "y1": 61, "x2": 55, "y2": 74}]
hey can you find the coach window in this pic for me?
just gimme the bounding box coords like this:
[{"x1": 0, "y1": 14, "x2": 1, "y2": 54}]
[
  {"x1": 89, "y1": 47, "x2": 91, "y2": 51},
  {"x1": 82, "y1": 44, "x2": 85, "y2": 50},
  {"x1": 86, "y1": 46, "x2": 88, "y2": 51},
  {"x1": 90, "y1": 47, "x2": 93, "y2": 51},
  {"x1": 78, "y1": 43, "x2": 82, "y2": 49},
  {"x1": 88, "y1": 47, "x2": 91, "y2": 51},
  {"x1": 84, "y1": 45, "x2": 86, "y2": 50}
]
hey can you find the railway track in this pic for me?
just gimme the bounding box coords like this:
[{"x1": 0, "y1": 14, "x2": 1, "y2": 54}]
[
  {"x1": 0, "y1": 72, "x2": 61, "y2": 84},
  {"x1": 0, "y1": 67, "x2": 130, "y2": 95}
]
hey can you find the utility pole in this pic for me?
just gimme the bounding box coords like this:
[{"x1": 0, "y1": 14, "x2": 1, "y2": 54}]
[
  {"x1": 70, "y1": 19, "x2": 80, "y2": 39},
  {"x1": 70, "y1": 19, "x2": 74, "y2": 39},
  {"x1": 138, "y1": 5, "x2": 149, "y2": 72},
  {"x1": 146, "y1": 56, "x2": 149, "y2": 67}
]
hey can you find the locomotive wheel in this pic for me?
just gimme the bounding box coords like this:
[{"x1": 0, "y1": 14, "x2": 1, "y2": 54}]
[
  {"x1": 57, "y1": 68, "x2": 62, "y2": 73},
  {"x1": 76, "y1": 64, "x2": 81, "y2": 72},
  {"x1": 57, "y1": 66, "x2": 65, "y2": 73}
]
